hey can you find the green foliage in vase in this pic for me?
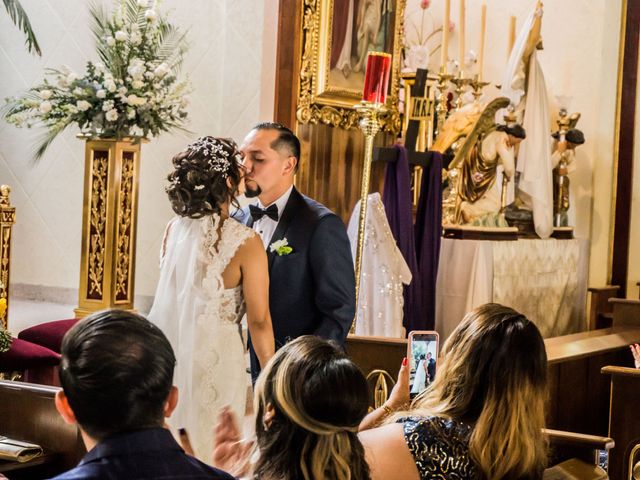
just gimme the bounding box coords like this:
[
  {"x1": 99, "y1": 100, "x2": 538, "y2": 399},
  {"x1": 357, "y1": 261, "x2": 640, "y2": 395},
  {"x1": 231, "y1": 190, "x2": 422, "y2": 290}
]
[{"x1": 2, "y1": 0, "x2": 191, "y2": 160}]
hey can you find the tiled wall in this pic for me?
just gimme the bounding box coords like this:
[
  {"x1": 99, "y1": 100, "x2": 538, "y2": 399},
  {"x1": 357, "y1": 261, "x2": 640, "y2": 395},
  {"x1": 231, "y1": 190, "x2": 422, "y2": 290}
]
[{"x1": 0, "y1": 0, "x2": 277, "y2": 299}]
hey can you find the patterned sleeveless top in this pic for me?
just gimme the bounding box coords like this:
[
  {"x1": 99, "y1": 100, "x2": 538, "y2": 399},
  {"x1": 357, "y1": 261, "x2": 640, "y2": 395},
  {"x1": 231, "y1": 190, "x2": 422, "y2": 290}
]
[{"x1": 398, "y1": 416, "x2": 478, "y2": 479}]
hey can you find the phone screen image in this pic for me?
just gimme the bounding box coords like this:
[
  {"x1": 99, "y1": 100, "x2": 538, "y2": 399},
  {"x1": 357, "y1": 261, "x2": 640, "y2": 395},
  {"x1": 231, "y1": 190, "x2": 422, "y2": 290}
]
[{"x1": 409, "y1": 334, "x2": 438, "y2": 398}]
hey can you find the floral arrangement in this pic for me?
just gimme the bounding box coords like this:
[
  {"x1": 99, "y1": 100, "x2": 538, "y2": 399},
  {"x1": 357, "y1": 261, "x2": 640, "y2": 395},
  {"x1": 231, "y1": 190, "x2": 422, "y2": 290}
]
[{"x1": 2, "y1": 0, "x2": 190, "y2": 159}]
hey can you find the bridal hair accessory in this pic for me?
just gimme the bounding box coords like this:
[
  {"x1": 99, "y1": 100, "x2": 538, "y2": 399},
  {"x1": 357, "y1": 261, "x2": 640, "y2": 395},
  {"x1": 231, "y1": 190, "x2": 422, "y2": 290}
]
[{"x1": 186, "y1": 136, "x2": 240, "y2": 178}]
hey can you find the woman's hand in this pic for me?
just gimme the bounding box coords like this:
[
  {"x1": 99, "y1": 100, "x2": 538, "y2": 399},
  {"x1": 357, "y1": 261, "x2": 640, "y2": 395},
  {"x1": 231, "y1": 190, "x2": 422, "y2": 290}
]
[
  {"x1": 631, "y1": 343, "x2": 640, "y2": 369},
  {"x1": 212, "y1": 406, "x2": 254, "y2": 477},
  {"x1": 386, "y1": 357, "x2": 410, "y2": 410}
]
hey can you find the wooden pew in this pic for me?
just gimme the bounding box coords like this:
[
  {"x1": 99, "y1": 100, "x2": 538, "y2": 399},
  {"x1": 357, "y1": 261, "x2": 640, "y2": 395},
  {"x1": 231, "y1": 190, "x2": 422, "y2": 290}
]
[
  {"x1": 587, "y1": 286, "x2": 619, "y2": 330},
  {"x1": 601, "y1": 366, "x2": 640, "y2": 480},
  {"x1": 0, "y1": 380, "x2": 85, "y2": 478}
]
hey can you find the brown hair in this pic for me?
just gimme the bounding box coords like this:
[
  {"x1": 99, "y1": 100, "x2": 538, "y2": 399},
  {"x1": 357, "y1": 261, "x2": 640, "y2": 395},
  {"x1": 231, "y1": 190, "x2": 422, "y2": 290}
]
[
  {"x1": 398, "y1": 304, "x2": 548, "y2": 479},
  {"x1": 166, "y1": 136, "x2": 242, "y2": 218},
  {"x1": 254, "y1": 336, "x2": 370, "y2": 480}
]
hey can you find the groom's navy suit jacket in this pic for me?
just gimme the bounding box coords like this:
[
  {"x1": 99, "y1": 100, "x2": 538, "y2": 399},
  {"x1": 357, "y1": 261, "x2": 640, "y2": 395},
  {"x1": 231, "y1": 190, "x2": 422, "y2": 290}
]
[{"x1": 234, "y1": 187, "x2": 356, "y2": 379}]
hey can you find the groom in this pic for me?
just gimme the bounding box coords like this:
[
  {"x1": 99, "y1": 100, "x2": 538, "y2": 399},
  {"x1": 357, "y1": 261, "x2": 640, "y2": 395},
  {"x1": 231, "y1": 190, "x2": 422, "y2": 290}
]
[{"x1": 236, "y1": 122, "x2": 356, "y2": 380}]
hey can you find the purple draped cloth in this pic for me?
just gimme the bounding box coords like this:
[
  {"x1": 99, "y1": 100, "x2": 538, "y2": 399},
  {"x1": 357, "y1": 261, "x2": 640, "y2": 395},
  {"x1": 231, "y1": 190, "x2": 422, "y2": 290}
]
[
  {"x1": 382, "y1": 146, "x2": 442, "y2": 332},
  {"x1": 414, "y1": 151, "x2": 443, "y2": 330}
]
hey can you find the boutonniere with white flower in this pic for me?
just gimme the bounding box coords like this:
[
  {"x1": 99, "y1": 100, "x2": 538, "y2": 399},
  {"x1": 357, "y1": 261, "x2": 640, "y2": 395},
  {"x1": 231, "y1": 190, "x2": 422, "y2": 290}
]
[{"x1": 270, "y1": 238, "x2": 293, "y2": 256}]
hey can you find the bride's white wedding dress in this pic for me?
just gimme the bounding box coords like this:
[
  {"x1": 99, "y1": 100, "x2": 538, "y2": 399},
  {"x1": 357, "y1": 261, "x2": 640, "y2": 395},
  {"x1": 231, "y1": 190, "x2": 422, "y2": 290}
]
[{"x1": 148, "y1": 213, "x2": 254, "y2": 459}]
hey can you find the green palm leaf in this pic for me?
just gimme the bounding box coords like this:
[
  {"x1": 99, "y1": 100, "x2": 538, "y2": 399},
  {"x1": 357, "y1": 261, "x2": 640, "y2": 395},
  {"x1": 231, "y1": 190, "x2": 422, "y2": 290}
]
[{"x1": 3, "y1": 0, "x2": 42, "y2": 56}]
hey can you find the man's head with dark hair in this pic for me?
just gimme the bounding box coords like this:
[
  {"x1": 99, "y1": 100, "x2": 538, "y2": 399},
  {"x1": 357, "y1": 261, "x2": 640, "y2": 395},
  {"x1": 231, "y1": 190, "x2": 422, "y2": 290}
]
[
  {"x1": 240, "y1": 122, "x2": 301, "y2": 204},
  {"x1": 252, "y1": 122, "x2": 301, "y2": 166},
  {"x1": 56, "y1": 310, "x2": 177, "y2": 442}
]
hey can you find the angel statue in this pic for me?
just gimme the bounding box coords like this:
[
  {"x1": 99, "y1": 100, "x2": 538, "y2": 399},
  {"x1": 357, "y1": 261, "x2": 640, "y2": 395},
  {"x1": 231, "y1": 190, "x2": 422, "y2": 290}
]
[{"x1": 445, "y1": 97, "x2": 526, "y2": 225}]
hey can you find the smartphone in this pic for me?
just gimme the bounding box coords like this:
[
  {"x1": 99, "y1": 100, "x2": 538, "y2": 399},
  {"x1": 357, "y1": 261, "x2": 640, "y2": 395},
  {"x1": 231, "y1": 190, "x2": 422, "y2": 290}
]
[{"x1": 407, "y1": 331, "x2": 439, "y2": 398}]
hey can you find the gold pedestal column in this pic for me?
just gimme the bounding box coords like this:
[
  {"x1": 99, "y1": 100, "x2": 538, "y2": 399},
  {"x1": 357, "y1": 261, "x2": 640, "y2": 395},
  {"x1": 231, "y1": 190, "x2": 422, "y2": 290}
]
[
  {"x1": 0, "y1": 186, "x2": 16, "y2": 329},
  {"x1": 75, "y1": 139, "x2": 140, "y2": 317}
]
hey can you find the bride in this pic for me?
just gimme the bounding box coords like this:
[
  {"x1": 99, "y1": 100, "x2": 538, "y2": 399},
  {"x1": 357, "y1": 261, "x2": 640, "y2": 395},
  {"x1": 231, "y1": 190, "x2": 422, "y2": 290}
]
[{"x1": 148, "y1": 136, "x2": 275, "y2": 459}]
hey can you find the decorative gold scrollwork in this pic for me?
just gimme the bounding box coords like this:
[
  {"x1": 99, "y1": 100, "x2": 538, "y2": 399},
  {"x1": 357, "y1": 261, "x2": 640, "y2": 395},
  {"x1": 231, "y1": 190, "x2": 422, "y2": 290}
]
[
  {"x1": 87, "y1": 152, "x2": 108, "y2": 299},
  {"x1": 115, "y1": 152, "x2": 134, "y2": 300},
  {"x1": 365, "y1": 369, "x2": 396, "y2": 409}
]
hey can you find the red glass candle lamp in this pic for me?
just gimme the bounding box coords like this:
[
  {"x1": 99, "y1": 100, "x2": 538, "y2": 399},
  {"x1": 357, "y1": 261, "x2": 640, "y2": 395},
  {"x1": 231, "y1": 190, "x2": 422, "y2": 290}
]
[{"x1": 362, "y1": 52, "x2": 392, "y2": 104}]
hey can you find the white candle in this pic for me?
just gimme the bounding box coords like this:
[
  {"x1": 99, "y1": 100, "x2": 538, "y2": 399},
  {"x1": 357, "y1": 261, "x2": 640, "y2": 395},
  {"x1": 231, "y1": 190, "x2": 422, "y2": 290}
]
[
  {"x1": 478, "y1": 3, "x2": 486, "y2": 81},
  {"x1": 459, "y1": 0, "x2": 465, "y2": 72},
  {"x1": 441, "y1": 0, "x2": 451, "y2": 70},
  {"x1": 508, "y1": 15, "x2": 516, "y2": 60}
]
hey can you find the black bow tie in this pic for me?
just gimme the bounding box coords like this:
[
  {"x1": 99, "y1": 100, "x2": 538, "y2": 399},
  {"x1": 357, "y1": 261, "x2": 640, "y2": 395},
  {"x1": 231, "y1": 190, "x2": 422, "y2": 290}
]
[{"x1": 249, "y1": 204, "x2": 279, "y2": 222}]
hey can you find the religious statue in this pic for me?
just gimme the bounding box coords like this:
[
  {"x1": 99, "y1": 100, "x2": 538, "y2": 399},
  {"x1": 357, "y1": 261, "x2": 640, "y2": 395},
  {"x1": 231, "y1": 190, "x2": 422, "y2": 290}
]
[
  {"x1": 445, "y1": 97, "x2": 527, "y2": 225},
  {"x1": 551, "y1": 110, "x2": 584, "y2": 227}
]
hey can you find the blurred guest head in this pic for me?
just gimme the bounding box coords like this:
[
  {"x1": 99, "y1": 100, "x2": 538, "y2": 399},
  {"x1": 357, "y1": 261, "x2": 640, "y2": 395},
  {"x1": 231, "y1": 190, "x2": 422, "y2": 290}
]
[
  {"x1": 254, "y1": 335, "x2": 370, "y2": 480},
  {"x1": 56, "y1": 310, "x2": 177, "y2": 442}
]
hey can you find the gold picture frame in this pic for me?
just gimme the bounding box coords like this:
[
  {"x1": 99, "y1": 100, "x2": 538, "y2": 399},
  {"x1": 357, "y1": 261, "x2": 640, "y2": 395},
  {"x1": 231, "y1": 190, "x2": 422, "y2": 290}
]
[{"x1": 296, "y1": 0, "x2": 406, "y2": 133}]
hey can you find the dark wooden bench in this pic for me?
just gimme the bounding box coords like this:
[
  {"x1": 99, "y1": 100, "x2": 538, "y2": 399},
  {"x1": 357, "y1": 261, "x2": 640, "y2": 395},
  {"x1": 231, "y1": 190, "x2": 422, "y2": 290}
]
[{"x1": 0, "y1": 381, "x2": 85, "y2": 478}]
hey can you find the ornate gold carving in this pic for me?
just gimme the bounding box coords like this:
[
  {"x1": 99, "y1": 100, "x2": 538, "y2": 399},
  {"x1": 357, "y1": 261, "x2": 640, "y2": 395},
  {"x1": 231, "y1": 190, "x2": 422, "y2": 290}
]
[
  {"x1": 115, "y1": 152, "x2": 134, "y2": 301},
  {"x1": 76, "y1": 139, "x2": 141, "y2": 317},
  {"x1": 0, "y1": 185, "x2": 15, "y2": 330},
  {"x1": 87, "y1": 152, "x2": 109, "y2": 300},
  {"x1": 365, "y1": 369, "x2": 396, "y2": 409},
  {"x1": 296, "y1": 0, "x2": 405, "y2": 133}
]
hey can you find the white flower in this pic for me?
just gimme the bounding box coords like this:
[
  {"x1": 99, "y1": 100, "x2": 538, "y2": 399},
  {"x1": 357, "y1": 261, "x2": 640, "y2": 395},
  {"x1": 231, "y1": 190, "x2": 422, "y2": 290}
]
[
  {"x1": 106, "y1": 36, "x2": 116, "y2": 47},
  {"x1": 76, "y1": 100, "x2": 91, "y2": 111},
  {"x1": 137, "y1": 0, "x2": 148, "y2": 7},
  {"x1": 130, "y1": 32, "x2": 142, "y2": 45},
  {"x1": 153, "y1": 63, "x2": 170, "y2": 78},
  {"x1": 94, "y1": 62, "x2": 106, "y2": 73},
  {"x1": 96, "y1": 89, "x2": 106, "y2": 99},
  {"x1": 118, "y1": 86, "x2": 128, "y2": 96},
  {"x1": 39, "y1": 101, "x2": 52, "y2": 114},
  {"x1": 129, "y1": 125, "x2": 144, "y2": 136},
  {"x1": 40, "y1": 89, "x2": 52, "y2": 100},
  {"x1": 126, "y1": 94, "x2": 146, "y2": 106},
  {"x1": 127, "y1": 108, "x2": 136, "y2": 119},
  {"x1": 105, "y1": 108, "x2": 119, "y2": 121},
  {"x1": 104, "y1": 79, "x2": 117, "y2": 92},
  {"x1": 66, "y1": 72, "x2": 78, "y2": 84},
  {"x1": 115, "y1": 31, "x2": 128, "y2": 42},
  {"x1": 73, "y1": 87, "x2": 84, "y2": 96},
  {"x1": 144, "y1": 9, "x2": 157, "y2": 22},
  {"x1": 270, "y1": 238, "x2": 289, "y2": 252},
  {"x1": 132, "y1": 79, "x2": 144, "y2": 89},
  {"x1": 127, "y1": 59, "x2": 146, "y2": 80},
  {"x1": 102, "y1": 100, "x2": 115, "y2": 111}
]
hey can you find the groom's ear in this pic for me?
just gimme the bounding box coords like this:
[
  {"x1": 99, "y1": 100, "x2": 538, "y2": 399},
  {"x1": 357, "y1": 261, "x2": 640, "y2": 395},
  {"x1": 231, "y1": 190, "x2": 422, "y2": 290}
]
[{"x1": 282, "y1": 155, "x2": 297, "y2": 176}]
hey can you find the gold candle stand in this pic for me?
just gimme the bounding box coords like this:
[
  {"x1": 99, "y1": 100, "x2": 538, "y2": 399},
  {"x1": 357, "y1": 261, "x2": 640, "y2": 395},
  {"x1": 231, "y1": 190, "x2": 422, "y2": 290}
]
[
  {"x1": 0, "y1": 186, "x2": 16, "y2": 329},
  {"x1": 436, "y1": 66, "x2": 453, "y2": 136},
  {"x1": 352, "y1": 101, "x2": 387, "y2": 330},
  {"x1": 75, "y1": 138, "x2": 141, "y2": 317},
  {"x1": 470, "y1": 75, "x2": 490, "y2": 103},
  {"x1": 450, "y1": 71, "x2": 473, "y2": 110}
]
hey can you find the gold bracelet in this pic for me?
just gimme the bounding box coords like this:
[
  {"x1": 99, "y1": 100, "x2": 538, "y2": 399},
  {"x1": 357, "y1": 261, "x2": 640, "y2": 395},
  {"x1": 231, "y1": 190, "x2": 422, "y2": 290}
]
[{"x1": 382, "y1": 404, "x2": 393, "y2": 416}]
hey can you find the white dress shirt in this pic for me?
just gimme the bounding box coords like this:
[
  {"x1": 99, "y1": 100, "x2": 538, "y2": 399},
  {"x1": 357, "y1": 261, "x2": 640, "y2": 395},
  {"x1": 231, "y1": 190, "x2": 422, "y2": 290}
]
[{"x1": 252, "y1": 185, "x2": 293, "y2": 249}]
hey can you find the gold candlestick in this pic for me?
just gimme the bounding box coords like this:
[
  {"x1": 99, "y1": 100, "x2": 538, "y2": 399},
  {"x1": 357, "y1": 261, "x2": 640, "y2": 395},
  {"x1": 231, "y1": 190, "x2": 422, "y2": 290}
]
[
  {"x1": 436, "y1": 66, "x2": 453, "y2": 135},
  {"x1": 470, "y1": 74, "x2": 490, "y2": 103},
  {"x1": 352, "y1": 101, "x2": 387, "y2": 331},
  {"x1": 450, "y1": 71, "x2": 472, "y2": 110}
]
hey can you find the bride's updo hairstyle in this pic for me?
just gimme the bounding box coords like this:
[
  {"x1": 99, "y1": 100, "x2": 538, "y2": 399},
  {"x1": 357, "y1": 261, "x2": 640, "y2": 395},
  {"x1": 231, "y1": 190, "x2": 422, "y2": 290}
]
[
  {"x1": 254, "y1": 336, "x2": 370, "y2": 480},
  {"x1": 166, "y1": 136, "x2": 242, "y2": 218}
]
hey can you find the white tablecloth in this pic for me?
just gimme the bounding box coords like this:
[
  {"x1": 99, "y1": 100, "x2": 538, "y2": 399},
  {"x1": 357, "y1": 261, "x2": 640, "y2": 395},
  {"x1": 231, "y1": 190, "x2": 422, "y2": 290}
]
[{"x1": 435, "y1": 238, "x2": 588, "y2": 341}]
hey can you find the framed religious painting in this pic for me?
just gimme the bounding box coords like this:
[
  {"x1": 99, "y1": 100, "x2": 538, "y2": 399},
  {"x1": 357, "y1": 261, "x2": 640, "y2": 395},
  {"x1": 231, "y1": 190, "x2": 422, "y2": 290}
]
[{"x1": 296, "y1": 0, "x2": 406, "y2": 133}]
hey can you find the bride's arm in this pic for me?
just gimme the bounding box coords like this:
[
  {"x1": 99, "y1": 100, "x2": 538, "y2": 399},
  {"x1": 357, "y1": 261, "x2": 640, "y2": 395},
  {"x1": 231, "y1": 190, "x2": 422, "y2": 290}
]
[{"x1": 241, "y1": 234, "x2": 275, "y2": 368}]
